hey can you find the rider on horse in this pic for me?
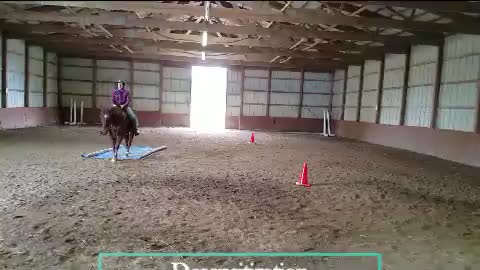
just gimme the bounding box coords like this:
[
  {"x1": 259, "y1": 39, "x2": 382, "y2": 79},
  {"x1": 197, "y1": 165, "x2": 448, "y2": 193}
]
[{"x1": 112, "y1": 80, "x2": 139, "y2": 136}]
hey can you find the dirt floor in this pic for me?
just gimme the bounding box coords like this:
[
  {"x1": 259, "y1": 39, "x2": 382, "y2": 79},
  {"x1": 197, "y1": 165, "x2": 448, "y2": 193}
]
[{"x1": 0, "y1": 126, "x2": 479, "y2": 270}]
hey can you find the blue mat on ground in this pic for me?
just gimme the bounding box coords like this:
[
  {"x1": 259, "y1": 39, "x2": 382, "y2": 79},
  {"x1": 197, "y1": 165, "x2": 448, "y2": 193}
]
[{"x1": 81, "y1": 145, "x2": 167, "y2": 160}]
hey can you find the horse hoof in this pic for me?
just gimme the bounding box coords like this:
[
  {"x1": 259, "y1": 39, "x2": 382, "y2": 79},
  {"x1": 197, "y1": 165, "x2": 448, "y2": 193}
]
[
  {"x1": 126, "y1": 151, "x2": 130, "y2": 156},
  {"x1": 111, "y1": 158, "x2": 117, "y2": 163}
]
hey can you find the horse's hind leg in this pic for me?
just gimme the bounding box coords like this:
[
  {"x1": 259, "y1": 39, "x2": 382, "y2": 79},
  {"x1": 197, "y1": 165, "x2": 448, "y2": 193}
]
[{"x1": 129, "y1": 133, "x2": 134, "y2": 150}]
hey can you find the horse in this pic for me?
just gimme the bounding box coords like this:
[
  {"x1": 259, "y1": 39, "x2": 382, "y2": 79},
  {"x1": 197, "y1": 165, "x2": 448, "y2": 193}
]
[{"x1": 100, "y1": 106, "x2": 135, "y2": 162}]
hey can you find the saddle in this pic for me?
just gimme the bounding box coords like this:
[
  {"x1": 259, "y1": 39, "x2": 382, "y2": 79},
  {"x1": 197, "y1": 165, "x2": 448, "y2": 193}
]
[{"x1": 111, "y1": 107, "x2": 134, "y2": 129}]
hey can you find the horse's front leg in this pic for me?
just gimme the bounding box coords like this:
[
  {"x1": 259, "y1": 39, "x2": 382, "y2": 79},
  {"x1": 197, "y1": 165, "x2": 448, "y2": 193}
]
[
  {"x1": 115, "y1": 137, "x2": 121, "y2": 162},
  {"x1": 126, "y1": 132, "x2": 133, "y2": 155},
  {"x1": 111, "y1": 136, "x2": 117, "y2": 163}
]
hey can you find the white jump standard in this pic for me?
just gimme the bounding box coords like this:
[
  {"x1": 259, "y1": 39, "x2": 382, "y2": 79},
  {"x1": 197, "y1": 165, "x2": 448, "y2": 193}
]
[
  {"x1": 65, "y1": 98, "x2": 86, "y2": 126},
  {"x1": 322, "y1": 110, "x2": 335, "y2": 137}
]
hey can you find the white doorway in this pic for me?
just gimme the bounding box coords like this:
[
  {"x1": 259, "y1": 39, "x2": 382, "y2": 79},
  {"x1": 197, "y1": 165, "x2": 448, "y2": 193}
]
[{"x1": 190, "y1": 66, "x2": 227, "y2": 130}]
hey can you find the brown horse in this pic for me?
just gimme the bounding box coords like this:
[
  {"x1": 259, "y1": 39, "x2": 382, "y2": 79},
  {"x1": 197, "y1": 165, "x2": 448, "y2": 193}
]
[{"x1": 100, "y1": 106, "x2": 135, "y2": 162}]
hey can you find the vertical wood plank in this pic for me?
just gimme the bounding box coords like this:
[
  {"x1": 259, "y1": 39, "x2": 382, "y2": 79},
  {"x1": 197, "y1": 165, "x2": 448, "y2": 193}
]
[
  {"x1": 24, "y1": 41, "x2": 29, "y2": 107},
  {"x1": 92, "y1": 58, "x2": 97, "y2": 109},
  {"x1": 356, "y1": 61, "x2": 365, "y2": 121},
  {"x1": 239, "y1": 66, "x2": 245, "y2": 129},
  {"x1": 341, "y1": 69, "x2": 347, "y2": 120},
  {"x1": 57, "y1": 56, "x2": 62, "y2": 108},
  {"x1": 159, "y1": 61, "x2": 163, "y2": 113},
  {"x1": 431, "y1": 41, "x2": 444, "y2": 129},
  {"x1": 399, "y1": 46, "x2": 412, "y2": 126},
  {"x1": 475, "y1": 80, "x2": 480, "y2": 133},
  {"x1": 298, "y1": 68, "x2": 304, "y2": 118},
  {"x1": 328, "y1": 70, "x2": 334, "y2": 114},
  {"x1": 130, "y1": 60, "x2": 134, "y2": 109},
  {"x1": 1, "y1": 32, "x2": 7, "y2": 108},
  {"x1": 375, "y1": 55, "x2": 386, "y2": 124},
  {"x1": 266, "y1": 67, "x2": 272, "y2": 117},
  {"x1": 43, "y1": 48, "x2": 47, "y2": 107}
]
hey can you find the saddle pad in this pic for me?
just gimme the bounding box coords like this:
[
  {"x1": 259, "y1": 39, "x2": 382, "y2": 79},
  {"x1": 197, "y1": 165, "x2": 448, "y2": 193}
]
[{"x1": 81, "y1": 145, "x2": 167, "y2": 160}]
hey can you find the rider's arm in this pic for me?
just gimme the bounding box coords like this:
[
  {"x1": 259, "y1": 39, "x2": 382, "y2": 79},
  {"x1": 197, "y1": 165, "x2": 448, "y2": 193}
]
[
  {"x1": 112, "y1": 90, "x2": 118, "y2": 106},
  {"x1": 121, "y1": 90, "x2": 131, "y2": 108}
]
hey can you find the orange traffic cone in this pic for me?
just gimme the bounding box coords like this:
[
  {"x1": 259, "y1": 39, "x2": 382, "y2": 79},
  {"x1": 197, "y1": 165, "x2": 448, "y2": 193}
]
[
  {"x1": 296, "y1": 162, "x2": 311, "y2": 187},
  {"x1": 249, "y1": 132, "x2": 255, "y2": 143}
]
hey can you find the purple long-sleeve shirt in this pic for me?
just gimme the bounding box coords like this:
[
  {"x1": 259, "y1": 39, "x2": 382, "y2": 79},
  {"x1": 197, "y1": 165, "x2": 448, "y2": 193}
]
[{"x1": 112, "y1": 87, "x2": 130, "y2": 107}]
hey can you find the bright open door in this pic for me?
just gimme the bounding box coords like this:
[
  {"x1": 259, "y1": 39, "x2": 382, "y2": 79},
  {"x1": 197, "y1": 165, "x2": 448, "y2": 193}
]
[{"x1": 190, "y1": 66, "x2": 227, "y2": 130}]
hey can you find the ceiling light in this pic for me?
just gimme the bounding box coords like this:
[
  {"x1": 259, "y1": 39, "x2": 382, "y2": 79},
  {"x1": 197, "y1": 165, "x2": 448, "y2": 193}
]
[
  {"x1": 202, "y1": 31, "x2": 208, "y2": 47},
  {"x1": 205, "y1": 1, "x2": 210, "y2": 21}
]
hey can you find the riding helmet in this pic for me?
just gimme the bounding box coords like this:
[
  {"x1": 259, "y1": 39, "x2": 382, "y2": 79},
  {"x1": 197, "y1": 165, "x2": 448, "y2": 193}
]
[{"x1": 117, "y1": 80, "x2": 126, "y2": 87}]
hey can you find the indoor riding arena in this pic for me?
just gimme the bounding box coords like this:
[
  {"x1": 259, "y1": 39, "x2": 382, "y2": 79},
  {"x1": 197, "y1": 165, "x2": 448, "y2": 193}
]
[{"x1": 1, "y1": 1, "x2": 480, "y2": 270}]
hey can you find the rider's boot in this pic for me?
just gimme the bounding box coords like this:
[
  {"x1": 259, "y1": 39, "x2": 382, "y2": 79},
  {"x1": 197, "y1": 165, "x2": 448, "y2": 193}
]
[
  {"x1": 132, "y1": 121, "x2": 139, "y2": 136},
  {"x1": 128, "y1": 112, "x2": 140, "y2": 136}
]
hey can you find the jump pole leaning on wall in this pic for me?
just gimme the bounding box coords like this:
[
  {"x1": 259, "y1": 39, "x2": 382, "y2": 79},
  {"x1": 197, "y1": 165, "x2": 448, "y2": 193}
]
[
  {"x1": 66, "y1": 97, "x2": 73, "y2": 125},
  {"x1": 322, "y1": 110, "x2": 328, "y2": 136},
  {"x1": 327, "y1": 110, "x2": 335, "y2": 136},
  {"x1": 79, "y1": 100, "x2": 84, "y2": 125},
  {"x1": 72, "y1": 99, "x2": 77, "y2": 125},
  {"x1": 322, "y1": 110, "x2": 335, "y2": 137}
]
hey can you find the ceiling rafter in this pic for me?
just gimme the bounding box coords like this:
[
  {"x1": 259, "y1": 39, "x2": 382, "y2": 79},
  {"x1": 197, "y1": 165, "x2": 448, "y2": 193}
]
[
  {"x1": 3, "y1": 30, "x2": 366, "y2": 63},
  {"x1": 29, "y1": 42, "x2": 346, "y2": 71},
  {"x1": 322, "y1": 1, "x2": 480, "y2": 14},
  {"x1": 296, "y1": 3, "x2": 372, "y2": 61},
  {"x1": 0, "y1": 9, "x2": 441, "y2": 46},
  {"x1": 1, "y1": 21, "x2": 409, "y2": 55},
  {"x1": 268, "y1": 1, "x2": 294, "y2": 63},
  {"x1": 4, "y1": 1, "x2": 480, "y2": 34},
  {"x1": 0, "y1": 21, "x2": 413, "y2": 61},
  {"x1": 384, "y1": 6, "x2": 409, "y2": 20},
  {"x1": 0, "y1": 1, "x2": 475, "y2": 69}
]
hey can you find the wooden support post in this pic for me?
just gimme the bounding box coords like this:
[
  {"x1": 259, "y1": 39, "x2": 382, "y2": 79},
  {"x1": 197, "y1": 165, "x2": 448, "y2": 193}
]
[
  {"x1": 341, "y1": 69, "x2": 347, "y2": 120},
  {"x1": 375, "y1": 55, "x2": 385, "y2": 124},
  {"x1": 159, "y1": 62, "x2": 163, "y2": 113},
  {"x1": 399, "y1": 46, "x2": 411, "y2": 126},
  {"x1": 92, "y1": 58, "x2": 97, "y2": 109},
  {"x1": 356, "y1": 61, "x2": 365, "y2": 121},
  {"x1": 476, "y1": 81, "x2": 480, "y2": 133},
  {"x1": 24, "y1": 41, "x2": 29, "y2": 107},
  {"x1": 1, "y1": 32, "x2": 6, "y2": 108},
  {"x1": 328, "y1": 70, "x2": 335, "y2": 113},
  {"x1": 266, "y1": 67, "x2": 272, "y2": 117},
  {"x1": 431, "y1": 40, "x2": 444, "y2": 129},
  {"x1": 225, "y1": 67, "x2": 229, "y2": 123},
  {"x1": 57, "y1": 56, "x2": 62, "y2": 108},
  {"x1": 43, "y1": 49, "x2": 47, "y2": 107},
  {"x1": 130, "y1": 60, "x2": 134, "y2": 109},
  {"x1": 298, "y1": 68, "x2": 305, "y2": 118},
  {"x1": 239, "y1": 66, "x2": 245, "y2": 129},
  {"x1": 239, "y1": 66, "x2": 245, "y2": 117}
]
